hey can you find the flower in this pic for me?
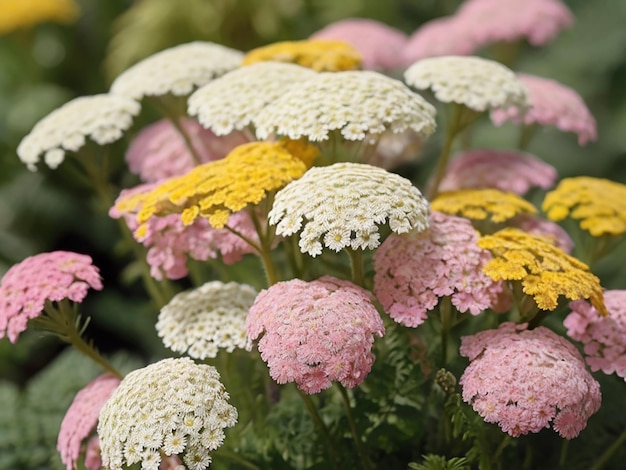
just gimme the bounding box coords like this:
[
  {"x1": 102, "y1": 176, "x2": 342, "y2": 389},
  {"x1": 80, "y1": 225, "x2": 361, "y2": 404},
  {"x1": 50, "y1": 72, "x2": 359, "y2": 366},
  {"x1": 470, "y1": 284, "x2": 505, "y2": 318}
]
[
  {"x1": 83, "y1": 436, "x2": 102, "y2": 470},
  {"x1": 404, "y1": 56, "x2": 529, "y2": 112},
  {"x1": 542, "y1": 177, "x2": 626, "y2": 237},
  {"x1": 254, "y1": 71, "x2": 436, "y2": 142},
  {"x1": 565, "y1": 290, "x2": 626, "y2": 381},
  {"x1": 491, "y1": 73, "x2": 597, "y2": 145},
  {"x1": 269, "y1": 162, "x2": 430, "y2": 257},
  {"x1": 246, "y1": 276, "x2": 384, "y2": 394},
  {"x1": 431, "y1": 189, "x2": 537, "y2": 224},
  {"x1": 438, "y1": 149, "x2": 557, "y2": 195},
  {"x1": 0, "y1": 251, "x2": 103, "y2": 343},
  {"x1": 373, "y1": 211, "x2": 504, "y2": 327},
  {"x1": 157, "y1": 281, "x2": 257, "y2": 359},
  {"x1": 459, "y1": 322, "x2": 601, "y2": 439},
  {"x1": 57, "y1": 374, "x2": 120, "y2": 470},
  {"x1": 98, "y1": 357, "x2": 237, "y2": 470},
  {"x1": 241, "y1": 39, "x2": 363, "y2": 72},
  {"x1": 0, "y1": 0, "x2": 79, "y2": 34},
  {"x1": 126, "y1": 118, "x2": 248, "y2": 183},
  {"x1": 310, "y1": 18, "x2": 408, "y2": 71},
  {"x1": 477, "y1": 228, "x2": 607, "y2": 314},
  {"x1": 110, "y1": 41, "x2": 244, "y2": 100},
  {"x1": 16, "y1": 94, "x2": 140, "y2": 171},
  {"x1": 188, "y1": 62, "x2": 316, "y2": 136},
  {"x1": 510, "y1": 214, "x2": 574, "y2": 254}
]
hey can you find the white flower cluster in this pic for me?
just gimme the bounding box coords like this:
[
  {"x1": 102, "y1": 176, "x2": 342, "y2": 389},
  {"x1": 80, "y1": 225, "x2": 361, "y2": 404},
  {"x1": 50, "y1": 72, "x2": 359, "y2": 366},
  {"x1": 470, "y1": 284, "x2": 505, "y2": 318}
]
[
  {"x1": 269, "y1": 162, "x2": 430, "y2": 256},
  {"x1": 98, "y1": 357, "x2": 237, "y2": 470},
  {"x1": 17, "y1": 94, "x2": 140, "y2": 171},
  {"x1": 254, "y1": 70, "x2": 437, "y2": 142},
  {"x1": 404, "y1": 56, "x2": 529, "y2": 112},
  {"x1": 110, "y1": 41, "x2": 244, "y2": 100},
  {"x1": 188, "y1": 62, "x2": 316, "y2": 135},
  {"x1": 156, "y1": 281, "x2": 257, "y2": 359}
]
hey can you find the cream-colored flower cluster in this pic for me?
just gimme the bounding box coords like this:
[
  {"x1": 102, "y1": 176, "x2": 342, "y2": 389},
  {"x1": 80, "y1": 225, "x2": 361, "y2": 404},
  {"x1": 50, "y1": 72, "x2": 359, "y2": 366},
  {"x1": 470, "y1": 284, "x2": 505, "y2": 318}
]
[
  {"x1": 156, "y1": 281, "x2": 257, "y2": 359},
  {"x1": 269, "y1": 162, "x2": 430, "y2": 256},
  {"x1": 98, "y1": 357, "x2": 237, "y2": 470}
]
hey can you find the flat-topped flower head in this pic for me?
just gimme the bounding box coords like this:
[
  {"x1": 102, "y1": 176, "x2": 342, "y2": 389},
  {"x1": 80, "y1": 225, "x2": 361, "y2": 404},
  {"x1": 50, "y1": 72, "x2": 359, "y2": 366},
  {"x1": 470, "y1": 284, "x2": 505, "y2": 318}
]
[
  {"x1": 269, "y1": 162, "x2": 430, "y2": 257},
  {"x1": 542, "y1": 177, "x2": 626, "y2": 237},
  {"x1": 98, "y1": 357, "x2": 237, "y2": 470},
  {"x1": 110, "y1": 41, "x2": 244, "y2": 100},
  {"x1": 188, "y1": 62, "x2": 316, "y2": 136},
  {"x1": 17, "y1": 94, "x2": 140, "y2": 171},
  {"x1": 0, "y1": 251, "x2": 103, "y2": 343},
  {"x1": 57, "y1": 374, "x2": 120, "y2": 470},
  {"x1": 0, "y1": 0, "x2": 79, "y2": 34},
  {"x1": 565, "y1": 290, "x2": 626, "y2": 381},
  {"x1": 438, "y1": 149, "x2": 557, "y2": 195},
  {"x1": 246, "y1": 276, "x2": 384, "y2": 394},
  {"x1": 491, "y1": 73, "x2": 597, "y2": 145},
  {"x1": 310, "y1": 18, "x2": 408, "y2": 71},
  {"x1": 374, "y1": 211, "x2": 504, "y2": 327},
  {"x1": 460, "y1": 322, "x2": 601, "y2": 439},
  {"x1": 126, "y1": 118, "x2": 247, "y2": 183},
  {"x1": 431, "y1": 189, "x2": 537, "y2": 224},
  {"x1": 404, "y1": 56, "x2": 529, "y2": 112},
  {"x1": 157, "y1": 281, "x2": 257, "y2": 359},
  {"x1": 254, "y1": 71, "x2": 436, "y2": 142},
  {"x1": 478, "y1": 228, "x2": 607, "y2": 315},
  {"x1": 242, "y1": 39, "x2": 363, "y2": 72}
]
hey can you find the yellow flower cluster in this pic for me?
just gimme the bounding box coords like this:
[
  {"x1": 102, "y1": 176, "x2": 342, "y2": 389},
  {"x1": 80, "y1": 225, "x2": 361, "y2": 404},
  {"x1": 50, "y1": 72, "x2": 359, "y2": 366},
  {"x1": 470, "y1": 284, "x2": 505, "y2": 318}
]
[
  {"x1": 0, "y1": 0, "x2": 79, "y2": 34},
  {"x1": 242, "y1": 39, "x2": 363, "y2": 72},
  {"x1": 116, "y1": 139, "x2": 317, "y2": 235},
  {"x1": 478, "y1": 228, "x2": 607, "y2": 315},
  {"x1": 431, "y1": 189, "x2": 537, "y2": 223},
  {"x1": 542, "y1": 176, "x2": 626, "y2": 237}
]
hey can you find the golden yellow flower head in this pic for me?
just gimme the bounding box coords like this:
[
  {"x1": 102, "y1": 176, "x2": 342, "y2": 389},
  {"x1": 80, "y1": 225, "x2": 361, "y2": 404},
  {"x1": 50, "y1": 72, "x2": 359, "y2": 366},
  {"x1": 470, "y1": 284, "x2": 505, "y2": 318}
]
[
  {"x1": 242, "y1": 39, "x2": 363, "y2": 72},
  {"x1": 116, "y1": 139, "x2": 317, "y2": 234},
  {"x1": 0, "y1": 0, "x2": 79, "y2": 34},
  {"x1": 542, "y1": 176, "x2": 626, "y2": 237},
  {"x1": 431, "y1": 189, "x2": 537, "y2": 223},
  {"x1": 478, "y1": 228, "x2": 607, "y2": 315}
]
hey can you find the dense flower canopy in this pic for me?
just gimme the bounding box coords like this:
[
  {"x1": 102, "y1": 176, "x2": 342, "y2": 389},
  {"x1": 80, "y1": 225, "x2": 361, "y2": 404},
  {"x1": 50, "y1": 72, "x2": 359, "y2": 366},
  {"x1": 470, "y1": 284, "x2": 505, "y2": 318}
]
[
  {"x1": 460, "y1": 322, "x2": 601, "y2": 439},
  {"x1": 0, "y1": 0, "x2": 79, "y2": 34}
]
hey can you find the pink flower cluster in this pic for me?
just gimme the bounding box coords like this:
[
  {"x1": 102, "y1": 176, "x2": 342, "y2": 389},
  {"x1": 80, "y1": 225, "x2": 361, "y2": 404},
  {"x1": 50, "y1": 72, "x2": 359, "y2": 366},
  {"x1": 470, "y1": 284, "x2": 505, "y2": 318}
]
[
  {"x1": 0, "y1": 251, "x2": 103, "y2": 343},
  {"x1": 491, "y1": 73, "x2": 597, "y2": 145},
  {"x1": 565, "y1": 290, "x2": 626, "y2": 381},
  {"x1": 246, "y1": 276, "x2": 385, "y2": 394},
  {"x1": 57, "y1": 374, "x2": 120, "y2": 470},
  {"x1": 460, "y1": 322, "x2": 601, "y2": 439},
  {"x1": 373, "y1": 211, "x2": 503, "y2": 327}
]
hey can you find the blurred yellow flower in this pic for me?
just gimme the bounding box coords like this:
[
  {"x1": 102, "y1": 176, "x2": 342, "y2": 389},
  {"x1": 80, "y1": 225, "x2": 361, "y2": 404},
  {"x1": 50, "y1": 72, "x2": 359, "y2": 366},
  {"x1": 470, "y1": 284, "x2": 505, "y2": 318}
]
[
  {"x1": 431, "y1": 189, "x2": 537, "y2": 223},
  {"x1": 478, "y1": 228, "x2": 607, "y2": 315},
  {"x1": 242, "y1": 39, "x2": 363, "y2": 72},
  {"x1": 542, "y1": 176, "x2": 626, "y2": 237},
  {"x1": 0, "y1": 0, "x2": 79, "y2": 34}
]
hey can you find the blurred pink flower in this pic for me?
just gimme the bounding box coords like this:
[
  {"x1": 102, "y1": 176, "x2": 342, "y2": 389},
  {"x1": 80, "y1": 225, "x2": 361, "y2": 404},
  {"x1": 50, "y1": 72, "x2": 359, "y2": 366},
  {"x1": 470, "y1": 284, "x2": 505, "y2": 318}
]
[
  {"x1": 491, "y1": 73, "x2": 597, "y2": 145},
  {"x1": 565, "y1": 290, "x2": 626, "y2": 381},
  {"x1": 460, "y1": 322, "x2": 601, "y2": 439},
  {"x1": 511, "y1": 214, "x2": 574, "y2": 253},
  {"x1": 83, "y1": 436, "x2": 102, "y2": 470},
  {"x1": 438, "y1": 148, "x2": 557, "y2": 195},
  {"x1": 246, "y1": 276, "x2": 385, "y2": 394},
  {"x1": 0, "y1": 251, "x2": 102, "y2": 343},
  {"x1": 373, "y1": 211, "x2": 504, "y2": 327},
  {"x1": 126, "y1": 118, "x2": 248, "y2": 183},
  {"x1": 310, "y1": 18, "x2": 408, "y2": 70},
  {"x1": 57, "y1": 374, "x2": 120, "y2": 470}
]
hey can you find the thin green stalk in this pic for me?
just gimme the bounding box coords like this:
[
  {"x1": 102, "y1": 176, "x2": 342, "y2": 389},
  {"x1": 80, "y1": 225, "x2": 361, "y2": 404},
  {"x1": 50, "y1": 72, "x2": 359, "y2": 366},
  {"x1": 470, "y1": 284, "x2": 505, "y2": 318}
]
[
  {"x1": 346, "y1": 248, "x2": 365, "y2": 288},
  {"x1": 589, "y1": 428, "x2": 626, "y2": 470},
  {"x1": 297, "y1": 390, "x2": 342, "y2": 470},
  {"x1": 213, "y1": 449, "x2": 261, "y2": 470},
  {"x1": 439, "y1": 296, "x2": 453, "y2": 365},
  {"x1": 491, "y1": 434, "x2": 512, "y2": 465},
  {"x1": 428, "y1": 104, "x2": 463, "y2": 200},
  {"x1": 518, "y1": 124, "x2": 538, "y2": 150},
  {"x1": 337, "y1": 384, "x2": 373, "y2": 470}
]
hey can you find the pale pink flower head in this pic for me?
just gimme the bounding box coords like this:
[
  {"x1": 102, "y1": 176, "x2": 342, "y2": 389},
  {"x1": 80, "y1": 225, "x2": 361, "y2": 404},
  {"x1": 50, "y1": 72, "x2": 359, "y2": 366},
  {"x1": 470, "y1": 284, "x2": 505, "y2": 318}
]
[
  {"x1": 310, "y1": 18, "x2": 408, "y2": 71},
  {"x1": 491, "y1": 73, "x2": 597, "y2": 146},
  {"x1": 126, "y1": 118, "x2": 248, "y2": 183},
  {"x1": 565, "y1": 290, "x2": 626, "y2": 381},
  {"x1": 511, "y1": 214, "x2": 574, "y2": 254},
  {"x1": 460, "y1": 322, "x2": 601, "y2": 439},
  {"x1": 373, "y1": 211, "x2": 504, "y2": 327},
  {"x1": 438, "y1": 149, "x2": 557, "y2": 196},
  {"x1": 0, "y1": 251, "x2": 103, "y2": 343},
  {"x1": 57, "y1": 374, "x2": 121, "y2": 470},
  {"x1": 246, "y1": 276, "x2": 385, "y2": 394}
]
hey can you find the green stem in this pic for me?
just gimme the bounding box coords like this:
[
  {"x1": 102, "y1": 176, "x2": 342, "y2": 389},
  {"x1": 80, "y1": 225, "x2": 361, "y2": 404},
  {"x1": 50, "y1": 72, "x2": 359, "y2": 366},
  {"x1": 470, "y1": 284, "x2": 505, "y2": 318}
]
[
  {"x1": 346, "y1": 248, "x2": 365, "y2": 288},
  {"x1": 439, "y1": 296, "x2": 453, "y2": 365},
  {"x1": 518, "y1": 124, "x2": 538, "y2": 150},
  {"x1": 491, "y1": 434, "x2": 512, "y2": 465},
  {"x1": 589, "y1": 427, "x2": 626, "y2": 470},
  {"x1": 337, "y1": 384, "x2": 373, "y2": 470},
  {"x1": 297, "y1": 390, "x2": 342, "y2": 469},
  {"x1": 213, "y1": 449, "x2": 260, "y2": 470},
  {"x1": 428, "y1": 104, "x2": 462, "y2": 200}
]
